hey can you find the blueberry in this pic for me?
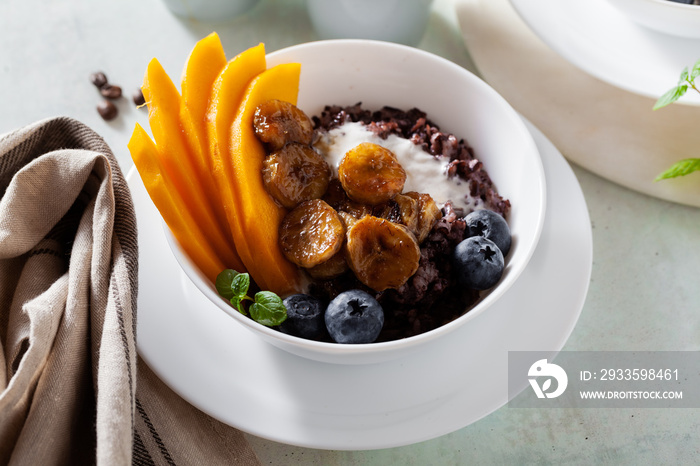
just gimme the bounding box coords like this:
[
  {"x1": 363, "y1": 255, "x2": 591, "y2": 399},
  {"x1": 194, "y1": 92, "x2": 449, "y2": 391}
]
[
  {"x1": 666, "y1": 0, "x2": 693, "y2": 4},
  {"x1": 464, "y1": 209, "x2": 511, "y2": 257},
  {"x1": 279, "y1": 294, "x2": 327, "y2": 341},
  {"x1": 453, "y1": 236, "x2": 505, "y2": 290},
  {"x1": 325, "y1": 290, "x2": 384, "y2": 344}
]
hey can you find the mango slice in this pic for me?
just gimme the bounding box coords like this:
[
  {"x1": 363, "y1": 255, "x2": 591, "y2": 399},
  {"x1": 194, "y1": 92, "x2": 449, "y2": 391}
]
[
  {"x1": 181, "y1": 32, "x2": 227, "y2": 139},
  {"x1": 132, "y1": 39, "x2": 304, "y2": 296},
  {"x1": 227, "y1": 63, "x2": 304, "y2": 296},
  {"x1": 179, "y1": 33, "x2": 231, "y2": 248},
  {"x1": 129, "y1": 123, "x2": 226, "y2": 280},
  {"x1": 206, "y1": 43, "x2": 266, "y2": 189},
  {"x1": 142, "y1": 58, "x2": 245, "y2": 274},
  {"x1": 204, "y1": 43, "x2": 268, "y2": 282}
]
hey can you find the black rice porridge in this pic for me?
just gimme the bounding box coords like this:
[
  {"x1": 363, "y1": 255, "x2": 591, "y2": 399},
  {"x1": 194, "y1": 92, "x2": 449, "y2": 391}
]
[{"x1": 307, "y1": 104, "x2": 511, "y2": 341}]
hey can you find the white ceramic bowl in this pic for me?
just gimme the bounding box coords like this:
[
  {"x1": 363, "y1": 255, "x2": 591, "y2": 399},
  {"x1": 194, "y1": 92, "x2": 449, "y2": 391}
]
[
  {"x1": 166, "y1": 39, "x2": 546, "y2": 365},
  {"x1": 306, "y1": 0, "x2": 434, "y2": 46},
  {"x1": 162, "y1": 0, "x2": 260, "y2": 22},
  {"x1": 607, "y1": 0, "x2": 700, "y2": 38}
]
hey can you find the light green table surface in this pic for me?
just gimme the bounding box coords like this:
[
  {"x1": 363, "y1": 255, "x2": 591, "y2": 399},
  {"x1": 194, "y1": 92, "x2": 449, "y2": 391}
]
[{"x1": 2, "y1": 0, "x2": 699, "y2": 464}]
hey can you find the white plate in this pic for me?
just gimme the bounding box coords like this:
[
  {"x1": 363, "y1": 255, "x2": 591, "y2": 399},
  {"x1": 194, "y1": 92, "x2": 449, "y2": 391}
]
[
  {"x1": 509, "y1": 0, "x2": 700, "y2": 105},
  {"x1": 132, "y1": 120, "x2": 592, "y2": 450}
]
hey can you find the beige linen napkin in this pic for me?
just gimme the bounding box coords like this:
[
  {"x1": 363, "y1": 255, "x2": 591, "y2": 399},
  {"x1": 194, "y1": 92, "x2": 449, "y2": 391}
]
[
  {"x1": 0, "y1": 117, "x2": 260, "y2": 465},
  {"x1": 133, "y1": 359, "x2": 260, "y2": 465}
]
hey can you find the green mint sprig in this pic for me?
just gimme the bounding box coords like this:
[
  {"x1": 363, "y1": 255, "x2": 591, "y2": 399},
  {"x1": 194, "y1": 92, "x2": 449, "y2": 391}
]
[
  {"x1": 653, "y1": 59, "x2": 700, "y2": 110},
  {"x1": 654, "y1": 158, "x2": 700, "y2": 182},
  {"x1": 652, "y1": 58, "x2": 700, "y2": 181},
  {"x1": 215, "y1": 269, "x2": 287, "y2": 327}
]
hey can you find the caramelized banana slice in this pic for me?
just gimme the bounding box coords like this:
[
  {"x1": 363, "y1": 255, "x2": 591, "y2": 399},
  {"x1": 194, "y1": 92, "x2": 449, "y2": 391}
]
[
  {"x1": 346, "y1": 215, "x2": 420, "y2": 291},
  {"x1": 322, "y1": 179, "x2": 372, "y2": 219},
  {"x1": 262, "y1": 142, "x2": 331, "y2": 208},
  {"x1": 253, "y1": 99, "x2": 313, "y2": 151},
  {"x1": 374, "y1": 194, "x2": 419, "y2": 236},
  {"x1": 341, "y1": 201, "x2": 372, "y2": 220},
  {"x1": 280, "y1": 199, "x2": 345, "y2": 268},
  {"x1": 306, "y1": 250, "x2": 349, "y2": 280},
  {"x1": 337, "y1": 211, "x2": 360, "y2": 230},
  {"x1": 321, "y1": 178, "x2": 347, "y2": 209},
  {"x1": 404, "y1": 191, "x2": 442, "y2": 243},
  {"x1": 338, "y1": 142, "x2": 406, "y2": 205}
]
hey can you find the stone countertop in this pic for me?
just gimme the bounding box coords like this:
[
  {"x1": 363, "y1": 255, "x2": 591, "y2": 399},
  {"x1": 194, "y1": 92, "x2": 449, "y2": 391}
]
[{"x1": 1, "y1": 0, "x2": 698, "y2": 463}]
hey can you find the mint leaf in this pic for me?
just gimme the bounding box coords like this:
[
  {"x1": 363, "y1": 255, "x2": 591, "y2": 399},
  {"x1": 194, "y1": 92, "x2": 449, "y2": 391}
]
[
  {"x1": 249, "y1": 291, "x2": 287, "y2": 327},
  {"x1": 216, "y1": 269, "x2": 252, "y2": 315},
  {"x1": 653, "y1": 85, "x2": 688, "y2": 110},
  {"x1": 690, "y1": 59, "x2": 700, "y2": 80},
  {"x1": 231, "y1": 272, "x2": 250, "y2": 300},
  {"x1": 215, "y1": 269, "x2": 239, "y2": 299},
  {"x1": 679, "y1": 66, "x2": 689, "y2": 84},
  {"x1": 655, "y1": 158, "x2": 700, "y2": 181},
  {"x1": 230, "y1": 296, "x2": 246, "y2": 315},
  {"x1": 215, "y1": 269, "x2": 286, "y2": 326}
]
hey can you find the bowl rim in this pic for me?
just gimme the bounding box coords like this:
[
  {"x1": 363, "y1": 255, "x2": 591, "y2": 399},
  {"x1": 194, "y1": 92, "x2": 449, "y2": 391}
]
[
  {"x1": 167, "y1": 38, "x2": 547, "y2": 358},
  {"x1": 609, "y1": 0, "x2": 700, "y2": 13},
  {"x1": 638, "y1": 0, "x2": 700, "y2": 10},
  {"x1": 606, "y1": 0, "x2": 700, "y2": 37}
]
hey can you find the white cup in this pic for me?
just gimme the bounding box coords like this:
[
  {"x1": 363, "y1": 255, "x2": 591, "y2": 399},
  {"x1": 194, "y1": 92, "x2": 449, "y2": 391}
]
[
  {"x1": 306, "y1": 0, "x2": 434, "y2": 46},
  {"x1": 162, "y1": 0, "x2": 260, "y2": 22}
]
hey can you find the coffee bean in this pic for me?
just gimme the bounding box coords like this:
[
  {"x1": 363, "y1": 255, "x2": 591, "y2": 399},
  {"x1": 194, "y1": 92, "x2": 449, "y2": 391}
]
[
  {"x1": 97, "y1": 100, "x2": 118, "y2": 121},
  {"x1": 100, "y1": 84, "x2": 122, "y2": 99},
  {"x1": 132, "y1": 88, "x2": 145, "y2": 106},
  {"x1": 90, "y1": 71, "x2": 108, "y2": 89}
]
